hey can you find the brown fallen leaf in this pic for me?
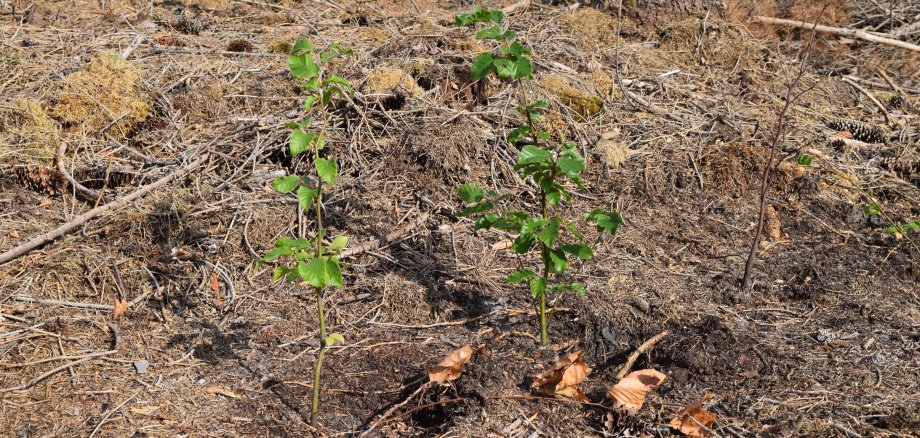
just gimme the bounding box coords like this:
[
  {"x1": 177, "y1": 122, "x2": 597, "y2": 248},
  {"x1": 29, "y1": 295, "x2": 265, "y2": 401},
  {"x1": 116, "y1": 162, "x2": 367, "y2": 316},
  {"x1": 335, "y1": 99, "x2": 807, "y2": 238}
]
[
  {"x1": 113, "y1": 299, "x2": 128, "y2": 320},
  {"x1": 607, "y1": 369, "x2": 667, "y2": 414},
  {"x1": 428, "y1": 345, "x2": 473, "y2": 383},
  {"x1": 669, "y1": 392, "x2": 717, "y2": 437},
  {"x1": 764, "y1": 205, "x2": 781, "y2": 240},
  {"x1": 209, "y1": 272, "x2": 223, "y2": 306},
  {"x1": 204, "y1": 385, "x2": 241, "y2": 399},
  {"x1": 532, "y1": 350, "x2": 592, "y2": 402}
]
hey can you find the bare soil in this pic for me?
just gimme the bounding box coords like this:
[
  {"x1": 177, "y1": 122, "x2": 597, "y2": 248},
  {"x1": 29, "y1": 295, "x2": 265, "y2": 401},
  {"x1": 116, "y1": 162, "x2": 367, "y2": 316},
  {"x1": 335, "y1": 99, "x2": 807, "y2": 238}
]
[{"x1": 1, "y1": 0, "x2": 919, "y2": 437}]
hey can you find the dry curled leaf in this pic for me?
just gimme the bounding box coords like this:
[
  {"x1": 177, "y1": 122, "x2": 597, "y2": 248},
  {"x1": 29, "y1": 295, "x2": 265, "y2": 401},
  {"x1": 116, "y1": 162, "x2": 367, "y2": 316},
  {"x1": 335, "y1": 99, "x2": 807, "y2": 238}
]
[
  {"x1": 532, "y1": 350, "x2": 592, "y2": 402},
  {"x1": 607, "y1": 369, "x2": 667, "y2": 414},
  {"x1": 428, "y1": 345, "x2": 473, "y2": 383},
  {"x1": 113, "y1": 299, "x2": 128, "y2": 320},
  {"x1": 764, "y1": 205, "x2": 781, "y2": 240},
  {"x1": 669, "y1": 392, "x2": 717, "y2": 437}
]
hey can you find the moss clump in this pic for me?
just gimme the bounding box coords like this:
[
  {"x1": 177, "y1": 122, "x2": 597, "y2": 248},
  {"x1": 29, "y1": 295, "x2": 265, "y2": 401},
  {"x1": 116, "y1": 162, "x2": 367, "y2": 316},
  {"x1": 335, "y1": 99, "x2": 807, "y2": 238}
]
[
  {"x1": 268, "y1": 40, "x2": 292, "y2": 54},
  {"x1": 363, "y1": 67, "x2": 424, "y2": 97},
  {"x1": 51, "y1": 53, "x2": 149, "y2": 138},
  {"x1": 0, "y1": 99, "x2": 59, "y2": 164},
  {"x1": 539, "y1": 75, "x2": 603, "y2": 119}
]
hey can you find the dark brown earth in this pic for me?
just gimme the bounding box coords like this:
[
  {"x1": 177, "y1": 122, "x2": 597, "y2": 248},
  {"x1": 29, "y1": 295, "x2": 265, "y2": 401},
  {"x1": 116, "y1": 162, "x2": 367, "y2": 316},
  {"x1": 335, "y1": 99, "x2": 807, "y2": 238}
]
[{"x1": 1, "y1": 0, "x2": 918, "y2": 436}]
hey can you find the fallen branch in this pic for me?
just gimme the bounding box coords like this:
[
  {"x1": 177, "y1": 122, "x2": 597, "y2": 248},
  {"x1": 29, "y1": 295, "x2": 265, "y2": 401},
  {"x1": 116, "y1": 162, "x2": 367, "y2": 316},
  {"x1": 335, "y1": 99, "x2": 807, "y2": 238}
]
[
  {"x1": 0, "y1": 353, "x2": 114, "y2": 393},
  {"x1": 0, "y1": 155, "x2": 207, "y2": 266},
  {"x1": 57, "y1": 141, "x2": 104, "y2": 203},
  {"x1": 753, "y1": 16, "x2": 920, "y2": 53},
  {"x1": 617, "y1": 330, "x2": 669, "y2": 379}
]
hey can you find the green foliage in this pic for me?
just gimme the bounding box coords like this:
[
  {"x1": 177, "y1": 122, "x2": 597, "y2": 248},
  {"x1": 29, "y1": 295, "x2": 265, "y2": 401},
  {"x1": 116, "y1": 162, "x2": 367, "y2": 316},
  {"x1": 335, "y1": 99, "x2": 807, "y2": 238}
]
[
  {"x1": 256, "y1": 39, "x2": 354, "y2": 426},
  {"x1": 456, "y1": 7, "x2": 532, "y2": 81},
  {"x1": 795, "y1": 154, "x2": 814, "y2": 166},
  {"x1": 863, "y1": 203, "x2": 881, "y2": 216},
  {"x1": 885, "y1": 221, "x2": 920, "y2": 235},
  {"x1": 455, "y1": 7, "x2": 622, "y2": 345}
]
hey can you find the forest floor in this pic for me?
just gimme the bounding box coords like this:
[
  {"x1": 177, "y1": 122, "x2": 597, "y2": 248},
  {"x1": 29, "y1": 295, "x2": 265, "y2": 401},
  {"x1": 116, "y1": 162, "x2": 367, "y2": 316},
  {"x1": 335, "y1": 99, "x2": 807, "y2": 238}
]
[{"x1": 1, "y1": 0, "x2": 919, "y2": 436}]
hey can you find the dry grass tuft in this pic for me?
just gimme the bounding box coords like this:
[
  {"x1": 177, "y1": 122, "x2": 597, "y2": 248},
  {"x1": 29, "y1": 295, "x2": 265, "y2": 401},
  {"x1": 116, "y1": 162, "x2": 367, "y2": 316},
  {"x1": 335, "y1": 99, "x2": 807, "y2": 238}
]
[
  {"x1": 558, "y1": 7, "x2": 644, "y2": 49},
  {"x1": 50, "y1": 53, "x2": 149, "y2": 138},
  {"x1": 363, "y1": 66, "x2": 424, "y2": 97},
  {"x1": 0, "y1": 99, "x2": 59, "y2": 164}
]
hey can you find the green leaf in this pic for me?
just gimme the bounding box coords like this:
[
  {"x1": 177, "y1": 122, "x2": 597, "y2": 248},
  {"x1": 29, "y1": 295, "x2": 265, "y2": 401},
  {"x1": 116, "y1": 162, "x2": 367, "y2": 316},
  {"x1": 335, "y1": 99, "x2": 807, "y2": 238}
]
[
  {"x1": 290, "y1": 129, "x2": 315, "y2": 156},
  {"x1": 298, "y1": 257, "x2": 343, "y2": 288},
  {"x1": 795, "y1": 154, "x2": 814, "y2": 166},
  {"x1": 571, "y1": 282, "x2": 586, "y2": 297},
  {"x1": 292, "y1": 39, "x2": 314, "y2": 55},
  {"x1": 507, "y1": 269, "x2": 536, "y2": 284},
  {"x1": 475, "y1": 26, "x2": 504, "y2": 40},
  {"x1": 494, "y1": 58, "x2": 518, "y2": 79},
  {"x1": 322, "y1": 85, "x2": 345, "y2": 107},
  {"x1": 547, "y1": 247, "x2": 568, "y2": 273},
  {"x1": 561, "y1": 244, "x2": 593, "y2": 260},
  {"x1": 512, "y1": 55, "x2": 532, "y2": 80},
  {"x1": 529, "y1": 277, "x2": 546, "y2": 299},
  {"x1": 502, "y1": 42, "x2": 530, "y2": 57},
  {"x1": 296, "y1": 186, "x2": 317, "y2": 211},
  {"x1": 261, "y1": 246, "x2": 292, "y2": 262},
  {"x1": 507, "y1": 125, "x2": 532, "y2": 144},
  {"x1": 329, "y1": 235, "x2": 349, "y2": 252},
  {"x1": 314, "y1": 133, "x2": 325, "y2": 151},
  {"x1": 320, "y1": 43, "x2": 353, "y2": 62},
  {"x1": 315, "y1": 157, "x2": 338, "y2": 185},
  {"x1": 458, "y1": 202, "x2": 494, "y2": 217},
  {"x1": 863, "y1": 203, "x2": 880, "y2": 216},
  {"x1": 272, "y1": 265, "x2": 292, "y2": 282},
  {"x1": 272, "y1": 175, "x2": 300, "y2": 193},
  {"x1": 471, "y1": 52, "x2": 495, "y2": 81},
  {"x1": 303, "y1": 96, "x2": 318, "y2": 113},
  {"x1": 545, "y1": 186, "x2": 562, "y2": 206},
  {"x1": 557, "y1": 154, "x2": 585, "y2": 179},
  {"x1": 300, "y1": 76, "x2": 319, "y2": 91},
  {"x1": 517, "y1": 146, "x2": 551, "y2": 166},
  {"x1": 520, "y1": 217, "x2": 549, "y2": 236},
  {"x1": 324, "y1": 74, "x2": 353, "y2": 90},
  {"x1": 458, "y1": 183, "x2": 485, "y2": 203},
  {"x1": 511, "y1": 233, "x2": 536, "y2": 254},
  {"x1": 474, "y1": 213, "x2": 499, "y2": 230},
  {"x1": 536, "y1": 218, "x2": 560, "y2": 246},
  {"x1": 288, "y1": 54, "x2": 318, "y2": 79},
  {"x1": 586, "y1": 209, "x2": 623, "y2": 235},
  {"x1": 275, "y1": 237, "x2": 312, "y2": 249},
  {"x1": 325, "y1": 333, "x2": 345, "y2": 346},
  {"x1": 455, "y1": 6, "x2": 502, "y2": 26}
]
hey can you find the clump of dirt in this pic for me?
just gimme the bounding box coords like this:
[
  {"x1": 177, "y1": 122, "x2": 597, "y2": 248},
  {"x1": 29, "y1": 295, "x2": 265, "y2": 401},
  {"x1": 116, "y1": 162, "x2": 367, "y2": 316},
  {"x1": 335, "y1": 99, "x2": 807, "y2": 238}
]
[
  {"x1": 0, "y1": 99, "x2": 58, "y2": 164},
  {"x1": 363, "y1": 66, "x2": 424, "y2": 98},
  {"x1": 538, "y1": 75, "x2": 603, "y2": 119},
  {"x1": 50, "y1": 53, "x2": 149, "y2": 138},
  {"x1": 658, "y1": 17, "x2": 765, "y2": 69}
]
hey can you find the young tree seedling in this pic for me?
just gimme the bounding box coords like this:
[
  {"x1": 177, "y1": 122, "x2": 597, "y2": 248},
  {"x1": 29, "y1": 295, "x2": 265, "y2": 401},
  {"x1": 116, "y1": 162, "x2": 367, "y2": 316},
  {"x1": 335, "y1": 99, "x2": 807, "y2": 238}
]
[
  {"x1": 455, "y1": 8, "x2": 621, "y2": 346},
  {"x1": 255, "y1": 39, "x2": 353, "y2": 427}
]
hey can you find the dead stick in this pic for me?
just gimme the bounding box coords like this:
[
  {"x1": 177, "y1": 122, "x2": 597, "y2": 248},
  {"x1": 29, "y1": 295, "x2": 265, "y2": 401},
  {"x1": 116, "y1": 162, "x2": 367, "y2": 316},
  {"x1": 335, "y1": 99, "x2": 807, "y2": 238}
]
[
  {"x1": 753, "y1": 16, "x2": 920, "y2": 53},
  {"x1": 616, "y1": 330, "x2": 669, "y2": 379},
  {"x1": 57, "y1": 141, "x2": 104, "y2": 203},
  {"x1": 841, "y1": 76, "x2": 891, "y2": 125},
  {"x1": 0, "y1": 155, "x2": 207, "y2": 266},
  {"x1": 0, "y1": 354, "x2": 110, "y2": 393}
]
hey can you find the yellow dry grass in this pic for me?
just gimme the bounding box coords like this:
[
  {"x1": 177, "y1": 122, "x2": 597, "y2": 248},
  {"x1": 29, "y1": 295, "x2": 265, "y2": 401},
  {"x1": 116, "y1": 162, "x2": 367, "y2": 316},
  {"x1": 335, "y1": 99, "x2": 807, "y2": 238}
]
[
  {"x1": 0, "y1": 99, "x2": 59, "y2": 164},
  {"x1": 51, "y1": 53, "x2": 149, "y2": 138}
]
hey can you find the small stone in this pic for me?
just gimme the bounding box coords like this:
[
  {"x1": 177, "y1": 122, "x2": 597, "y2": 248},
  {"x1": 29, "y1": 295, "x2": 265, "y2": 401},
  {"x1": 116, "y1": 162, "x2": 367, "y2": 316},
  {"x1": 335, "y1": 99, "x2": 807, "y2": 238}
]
[{"x1": 133, "y1": 360, "x2": 149, "y2": 374}]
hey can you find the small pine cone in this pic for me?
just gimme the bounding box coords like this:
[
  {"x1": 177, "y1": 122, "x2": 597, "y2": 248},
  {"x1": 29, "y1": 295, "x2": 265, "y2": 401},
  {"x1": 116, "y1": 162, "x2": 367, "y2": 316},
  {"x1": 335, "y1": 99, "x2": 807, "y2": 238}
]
[
  {"x1": 226, "y1": 39, "x2": 254, "y2": 53},
  {"x1": 10, "y1": 165, "x2": 66, "y2": 194},
  {"x1": 172, "y1": 16, "x2": 203, "y2": 35},
  {"x1": 827, "y1": 119, "x2": 886, "y2": 144},
  {"x1": 828, "y1": 138, "x2": 846, "y2": 150},
  {"x1": 888, "y1": 95, "x2": 904, "y2": 110}
]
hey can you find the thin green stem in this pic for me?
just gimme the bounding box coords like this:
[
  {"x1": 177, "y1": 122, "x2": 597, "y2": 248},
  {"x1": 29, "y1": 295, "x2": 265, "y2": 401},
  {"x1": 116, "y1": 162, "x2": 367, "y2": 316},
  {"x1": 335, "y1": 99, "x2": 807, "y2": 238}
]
[{"x1": 310, "y1": 285, "x2": 326, "y2": 427}]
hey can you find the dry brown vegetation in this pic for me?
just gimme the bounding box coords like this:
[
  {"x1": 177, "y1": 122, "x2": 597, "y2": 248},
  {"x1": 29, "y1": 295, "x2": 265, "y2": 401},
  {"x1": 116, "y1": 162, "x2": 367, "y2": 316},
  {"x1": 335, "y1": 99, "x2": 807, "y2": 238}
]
[{"x1": 1, "y1": 0, "x2": 919, "y2": 436}]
